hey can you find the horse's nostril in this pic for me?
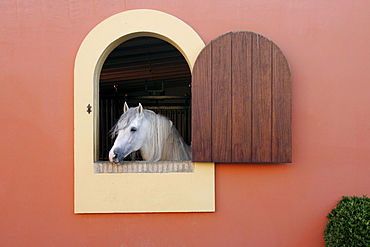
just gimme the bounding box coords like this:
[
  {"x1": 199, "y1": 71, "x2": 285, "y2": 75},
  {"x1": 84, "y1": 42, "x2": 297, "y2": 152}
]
[
  {"x1": 112, "y1": 148, "x2": 124, "y2": 163},
  {"x1": 109, "y1": 149, "x2": 118, "y2": 163}
]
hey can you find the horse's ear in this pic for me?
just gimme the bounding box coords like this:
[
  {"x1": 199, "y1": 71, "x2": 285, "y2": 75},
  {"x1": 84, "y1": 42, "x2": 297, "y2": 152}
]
[
  {"x1": 123, "y1": 102, "x2": 129, "y2": 113},
  {"x1": 138, "y1": 103, "x2": 143, "y2": 115}
]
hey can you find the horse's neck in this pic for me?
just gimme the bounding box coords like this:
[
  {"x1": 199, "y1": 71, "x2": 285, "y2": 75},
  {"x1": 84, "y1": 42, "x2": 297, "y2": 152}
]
[
  {"x1": 139, "y1": 114, "x2": 162, "y2": 162},
  {"x1": 139, "y1": 145, "x2": 157, "y2": 162},
  {"x1": 160, "y1": 124, "x2": 191, "y2": 161}
]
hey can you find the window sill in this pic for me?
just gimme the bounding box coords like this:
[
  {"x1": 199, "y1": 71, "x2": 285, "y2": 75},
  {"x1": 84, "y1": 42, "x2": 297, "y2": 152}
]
[{"x1": 94, "y1": 161, "x2": 194, "y2": 173}]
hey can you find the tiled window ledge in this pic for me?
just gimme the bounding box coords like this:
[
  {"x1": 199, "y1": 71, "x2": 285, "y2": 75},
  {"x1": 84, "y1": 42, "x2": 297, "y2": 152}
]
[{"x1": 94, "y1": 161, "x2": 194, "y2": 173}]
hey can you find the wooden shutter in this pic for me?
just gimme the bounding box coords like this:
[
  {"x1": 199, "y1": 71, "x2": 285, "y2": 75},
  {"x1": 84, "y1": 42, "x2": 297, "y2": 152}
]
[{"x1": 192, "y1": 31, "x2": 291, "y2": 163}]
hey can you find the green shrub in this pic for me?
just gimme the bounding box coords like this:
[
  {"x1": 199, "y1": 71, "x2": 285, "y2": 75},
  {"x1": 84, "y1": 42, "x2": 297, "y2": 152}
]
[{"x1": 324, "y1": 195, "x2": 370, "y2": 247}]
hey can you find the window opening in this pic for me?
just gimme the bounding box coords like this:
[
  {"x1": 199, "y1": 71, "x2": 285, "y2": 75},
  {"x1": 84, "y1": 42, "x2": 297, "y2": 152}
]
[{"x1": 99, "y1": 36, "x2": 192, "y2": 161}]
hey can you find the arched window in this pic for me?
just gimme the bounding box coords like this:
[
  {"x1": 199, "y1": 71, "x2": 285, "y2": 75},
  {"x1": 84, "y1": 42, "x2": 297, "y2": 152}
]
[
  {"x1": 74, "y1": 10, "x2": 214, "y2": 213},
  {"x1": 99, "y1": 36, "x2": 192, "y2": 161}
]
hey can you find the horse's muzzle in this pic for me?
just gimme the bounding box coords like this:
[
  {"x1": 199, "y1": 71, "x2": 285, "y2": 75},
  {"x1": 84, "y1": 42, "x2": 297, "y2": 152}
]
[{"x1": 109, "y1": 148, "x2": 127, "y2": 164}]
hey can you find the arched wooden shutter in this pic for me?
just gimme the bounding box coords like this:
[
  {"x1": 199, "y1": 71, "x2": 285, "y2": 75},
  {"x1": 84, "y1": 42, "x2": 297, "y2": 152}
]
[{"x1": 192, "y1": 31, "x2": 291, "y2": 163}]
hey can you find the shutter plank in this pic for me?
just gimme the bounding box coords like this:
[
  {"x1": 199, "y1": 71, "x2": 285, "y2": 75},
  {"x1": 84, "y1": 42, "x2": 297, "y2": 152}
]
[
  {"x1": 211, "y1": 34, "x2": 232, "y2": 162},
  {"x1": 231, "y1": 32, "x2": 252, "y2": 162},
  {"x1": 252, "y1": 34, "x2": 272, "y2": 162},
  {"x1": 272, "y1": 45, "x2": 292, "y2": 162},
  {"x1": 192, "y1": 45, "x2": 212, "y2": 162}
]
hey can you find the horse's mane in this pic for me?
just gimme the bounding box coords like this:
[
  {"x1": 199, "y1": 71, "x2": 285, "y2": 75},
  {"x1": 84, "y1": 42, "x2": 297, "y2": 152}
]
[
  {"x1": 143, "y1": 110, "x2": 191, "y2": 162},
  {"x1": 110, "y1": 107, "x2": 191, "y2": 162}
]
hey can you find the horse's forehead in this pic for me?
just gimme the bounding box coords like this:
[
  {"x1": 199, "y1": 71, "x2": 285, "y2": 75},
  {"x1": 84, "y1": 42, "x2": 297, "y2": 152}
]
[
  {"x1": 118, "y1": 110, "x2": 142, "y2": 128},
  {"x1": 130, "y1": 116, "x2": 142, "y2": 126}
]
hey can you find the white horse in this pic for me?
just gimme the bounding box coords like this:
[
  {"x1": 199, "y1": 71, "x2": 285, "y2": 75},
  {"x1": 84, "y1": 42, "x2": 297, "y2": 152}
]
[{"x1": 109, "y1": 103, "x2": 192, "y2": 163}]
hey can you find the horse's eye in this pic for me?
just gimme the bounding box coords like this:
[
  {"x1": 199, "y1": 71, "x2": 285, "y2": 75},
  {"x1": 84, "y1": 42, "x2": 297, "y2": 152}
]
[{"x1": 131, "y1": 127, "x2": 137, "y2": 132}]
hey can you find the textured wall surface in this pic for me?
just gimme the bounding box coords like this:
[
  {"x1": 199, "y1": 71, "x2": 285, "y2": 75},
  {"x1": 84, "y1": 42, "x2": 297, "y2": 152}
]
[{"x1": 1, "y1": 1, "x2": 369, "y2": 246}]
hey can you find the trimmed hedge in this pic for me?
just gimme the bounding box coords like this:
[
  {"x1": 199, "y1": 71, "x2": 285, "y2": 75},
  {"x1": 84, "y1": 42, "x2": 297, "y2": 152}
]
[{"x1": 324, "y1": 195, "x2": 370, "y2": 247}]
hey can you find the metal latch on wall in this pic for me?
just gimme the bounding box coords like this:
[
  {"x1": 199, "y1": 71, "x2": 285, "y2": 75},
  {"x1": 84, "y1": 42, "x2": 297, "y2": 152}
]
[{"x1": 87, "y1": 104, "x2": 92, "y2": 114}]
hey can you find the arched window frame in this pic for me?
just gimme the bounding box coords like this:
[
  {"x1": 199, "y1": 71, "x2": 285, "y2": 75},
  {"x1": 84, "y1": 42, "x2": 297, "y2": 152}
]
[{"x1": 74, "y1": 9, "x2": 214, "y2": 213}]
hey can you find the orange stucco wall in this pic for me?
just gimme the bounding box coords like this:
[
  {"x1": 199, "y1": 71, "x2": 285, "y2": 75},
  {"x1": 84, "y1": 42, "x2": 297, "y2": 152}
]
[{"x1": 1, "y1": 1, "x2": 369, "y2": 246}]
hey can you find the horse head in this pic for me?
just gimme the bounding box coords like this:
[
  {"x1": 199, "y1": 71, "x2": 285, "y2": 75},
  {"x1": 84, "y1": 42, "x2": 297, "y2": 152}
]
[{"x1": 109, "y1": 103, "x2": 149, "y2": 163}]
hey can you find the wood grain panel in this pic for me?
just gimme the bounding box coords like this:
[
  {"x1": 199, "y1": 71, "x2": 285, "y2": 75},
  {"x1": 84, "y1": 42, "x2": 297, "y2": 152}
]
[
  {"x1": 211, "y1": 34, "x2": 232, "y2": 162},
  {"x1": 192, "y1": 44, "x2": 212, "y2": 162},
  {"x1": 252, "y1": 34, "x2": 272, "y2": 162},
  {"x1": 231, "y1": 32, "x2": 252, "y2": 162},
  {"x1": 192, "y1": 31, "x2": 291, "y2": 163},
  {"x1": 272, "y1": 45, "x2": 292, "y2": 162}
]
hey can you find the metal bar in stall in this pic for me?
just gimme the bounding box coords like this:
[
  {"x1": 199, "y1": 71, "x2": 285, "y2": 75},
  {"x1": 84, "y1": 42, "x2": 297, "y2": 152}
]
[
  {"x1": 105, "y1": 99, "x2": 109, "y2": 160},
  {"x1": 109, "y1": 99, "x2": 115, "y2": 159},
  {"x1": 99, "y1": 99, "x2": 104, "y2": 160}
]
